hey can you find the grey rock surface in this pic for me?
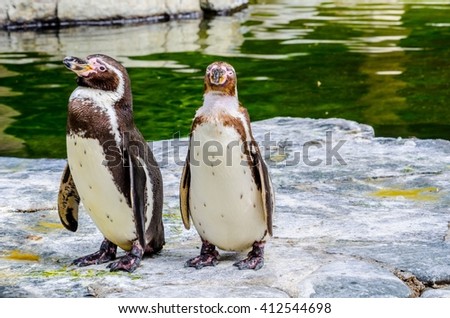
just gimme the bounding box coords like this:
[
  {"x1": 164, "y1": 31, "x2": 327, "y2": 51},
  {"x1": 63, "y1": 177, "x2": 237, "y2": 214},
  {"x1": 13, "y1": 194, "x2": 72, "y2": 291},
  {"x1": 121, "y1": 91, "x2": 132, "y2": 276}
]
[
  {"x1": 297, "y1": 260, "x2": 412, "y2": 298},
  {"x1": 0, "y1": 117, "x2": 449, "y2": 298},
  {"x1": 421, "y1": 286, "x2": 450, "y2": 298},
  {"x1": 0, "y1": 0, "x2": 249, "y2": 28}
]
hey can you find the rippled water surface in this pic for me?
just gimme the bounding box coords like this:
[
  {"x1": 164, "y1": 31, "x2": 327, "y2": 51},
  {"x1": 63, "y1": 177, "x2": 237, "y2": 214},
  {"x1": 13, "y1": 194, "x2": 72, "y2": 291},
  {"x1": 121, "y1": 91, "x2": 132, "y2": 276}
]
[{"x1": 0, "y1": 0, "x2": 449, "y2": 158}]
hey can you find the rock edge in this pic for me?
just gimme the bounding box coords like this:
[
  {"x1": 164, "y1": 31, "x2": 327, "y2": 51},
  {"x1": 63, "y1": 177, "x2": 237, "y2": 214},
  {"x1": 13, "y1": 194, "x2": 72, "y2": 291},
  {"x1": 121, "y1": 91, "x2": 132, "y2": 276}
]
[{"x1": 0, "y1": 0, "x2": 249, "y2": 30}]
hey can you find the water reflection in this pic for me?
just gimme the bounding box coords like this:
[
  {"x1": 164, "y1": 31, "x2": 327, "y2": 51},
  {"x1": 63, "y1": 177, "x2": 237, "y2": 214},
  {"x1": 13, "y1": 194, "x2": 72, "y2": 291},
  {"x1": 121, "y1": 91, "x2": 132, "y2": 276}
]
[
  {"x1": 323, "y1": 1, "x2": 412, "y2": 133},
  {"x1": 0, "y1": 0, "x2": 449, "y2": 158},
  {"x1": 0, "y1": 64, "x2": 25, "y2": 155},
  {"x1": 0, "y1": 21, "x2": 202, "y2": 61},
  {"x1": 0, "y1": 103, "x2": 25, "y2": 155}
]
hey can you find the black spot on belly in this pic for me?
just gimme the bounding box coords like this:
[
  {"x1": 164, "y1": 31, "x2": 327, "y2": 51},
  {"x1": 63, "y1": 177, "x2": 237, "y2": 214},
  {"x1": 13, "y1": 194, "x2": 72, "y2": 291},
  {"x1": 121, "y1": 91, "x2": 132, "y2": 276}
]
[
  {"x1": 79, "y1": 162, "x2": 83, "y2": 168},
  {"x1": 89, "y1": 185, "x2": 92, "y2": 189},
  {"x1": 84, "y1": 150, "x2": 87, "y2": 155},
  {"x1": 199, "y1": 222, "x2": 202, "y2": 226},
  {"x1": 212, "y1": 171, "x2": 215, "y2": 176},
  {"x1": 221, "y1": 214, "x2": 224, "y2": 218},
  {"x1": 74, "y1": 141, "x2": 77, "y2": 146},
  {"x1": 203, "y1": 203, "x2": 207, "y2": 207},
  {"x1": 240, "y1": 194, "x2": 243, "y2": 199},
  {"x1": 253, "y1": 203, "x2": 256, "y2": 208}
]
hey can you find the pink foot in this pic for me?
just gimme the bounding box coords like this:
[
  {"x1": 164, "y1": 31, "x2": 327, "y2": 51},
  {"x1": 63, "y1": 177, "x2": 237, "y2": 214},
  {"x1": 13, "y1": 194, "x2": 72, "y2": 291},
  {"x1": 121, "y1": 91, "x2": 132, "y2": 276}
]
[
  {"x1": 233, "y1": 241, "x2": 265, "y2": 270},
  {"x1": 108, "y1": 241, "x2": 144, "y2": 273},
  {"x1": 185, "y1": 240, "x2": 219, "y2": 269},
  {"x1": 72, "y1": 238, "x2": 117, "y2": 267}
]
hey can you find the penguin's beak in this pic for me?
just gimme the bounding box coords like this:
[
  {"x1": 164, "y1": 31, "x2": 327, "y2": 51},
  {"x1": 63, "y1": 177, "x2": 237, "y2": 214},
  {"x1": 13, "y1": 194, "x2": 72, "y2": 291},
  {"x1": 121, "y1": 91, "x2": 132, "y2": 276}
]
[{"x1": 63, "y1": 56, "x2": 94, "y2": 77}]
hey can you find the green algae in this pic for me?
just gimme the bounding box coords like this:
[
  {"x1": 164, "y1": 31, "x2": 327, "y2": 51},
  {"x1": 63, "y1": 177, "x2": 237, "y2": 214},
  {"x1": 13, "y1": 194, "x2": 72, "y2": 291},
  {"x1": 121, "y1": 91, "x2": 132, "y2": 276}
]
[
  {"x1": 371, "y1": 187, "x2": 440, "y2": 201},
  {"x1": 2, "y1": 250, "x2": 40, "y2": 262}
]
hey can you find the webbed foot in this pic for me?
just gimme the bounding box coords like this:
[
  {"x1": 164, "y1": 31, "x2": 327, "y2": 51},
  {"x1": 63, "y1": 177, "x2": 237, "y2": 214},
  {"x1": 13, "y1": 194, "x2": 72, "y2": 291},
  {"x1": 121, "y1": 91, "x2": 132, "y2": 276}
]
[
  {"x1": 72, "y1": 238, "x2": 117, "y2": 267},
  {"x1": 233, "y1": 241, "x2": 265, "y2": 270},
  {"x1": 108, "y1": 241, "x2": 144, "y2": 273},
  {"x1": 185, "y1": 240, "x2": 219, "y2": 269}
]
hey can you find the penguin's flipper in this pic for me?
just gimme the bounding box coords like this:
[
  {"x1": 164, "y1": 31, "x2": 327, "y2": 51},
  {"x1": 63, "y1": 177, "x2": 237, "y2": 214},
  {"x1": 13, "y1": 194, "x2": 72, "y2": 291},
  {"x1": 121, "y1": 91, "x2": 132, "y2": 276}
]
[
  {"x1": 126, "y1": 147, "x2": 147, "y2": 250},
  {"x1": 57, "y1": 164, "x2": 80, "y2": 232},
  {"x1": 179, "y1": 148, "x2": 191, "y2": 229},
  {"x1": 251, "y1": 146, "x2": 274, "y2": 236}
]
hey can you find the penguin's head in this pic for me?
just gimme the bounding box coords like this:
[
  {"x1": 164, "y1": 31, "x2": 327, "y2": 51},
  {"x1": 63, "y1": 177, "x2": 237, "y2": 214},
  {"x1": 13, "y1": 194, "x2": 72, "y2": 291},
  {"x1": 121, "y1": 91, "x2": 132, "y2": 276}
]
[
  {"x1": 204, "y1": 61, "x2": 238, "y2": 97},
  {"x1": 63, "y1": 54, "x2": 130, "y2": 93}
]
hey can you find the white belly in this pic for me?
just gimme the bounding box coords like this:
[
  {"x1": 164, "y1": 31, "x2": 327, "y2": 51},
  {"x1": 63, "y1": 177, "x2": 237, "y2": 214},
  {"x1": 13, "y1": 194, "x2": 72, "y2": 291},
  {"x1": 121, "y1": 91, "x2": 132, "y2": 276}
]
[
  {"x1": 67, "y1": 134, "x2": 136, "y2": 250},
  {"x1": 189, "y1": 123, "x2": 268, "y2": 251}
]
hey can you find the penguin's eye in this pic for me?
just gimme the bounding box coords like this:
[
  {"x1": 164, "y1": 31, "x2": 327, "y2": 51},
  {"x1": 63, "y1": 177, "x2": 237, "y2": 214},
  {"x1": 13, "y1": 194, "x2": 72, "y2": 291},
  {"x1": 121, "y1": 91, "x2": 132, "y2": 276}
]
[
  {"x1": 98, "y1": 65, "x2": 107, "y2": 72},
  {"x1": 227, "y1": 70, "x2": 234, "y2": 76}
]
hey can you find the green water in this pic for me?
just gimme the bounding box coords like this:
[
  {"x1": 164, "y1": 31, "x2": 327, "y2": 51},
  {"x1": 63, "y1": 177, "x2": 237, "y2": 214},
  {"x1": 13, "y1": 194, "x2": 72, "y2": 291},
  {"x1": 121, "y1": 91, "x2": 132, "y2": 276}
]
[{"x1": 0, "y1": 0, "x2": 449, "y2": 158}]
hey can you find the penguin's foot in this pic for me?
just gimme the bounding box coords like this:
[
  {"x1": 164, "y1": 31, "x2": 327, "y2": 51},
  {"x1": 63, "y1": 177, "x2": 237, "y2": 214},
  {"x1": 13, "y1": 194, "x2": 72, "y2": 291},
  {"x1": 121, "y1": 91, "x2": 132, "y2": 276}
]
[
  {"x1": 234, "y1": 241, "x2": 265, "y2": 270},
  {"x1": 185, "y1": 240, "x2": 219, "y2": 269},
  {"x1": 72, "y1": 238, "x2": 117, "y2": 267},
  {"x1": 108, "y1": 241, "x2": 144, "y2": 273}
]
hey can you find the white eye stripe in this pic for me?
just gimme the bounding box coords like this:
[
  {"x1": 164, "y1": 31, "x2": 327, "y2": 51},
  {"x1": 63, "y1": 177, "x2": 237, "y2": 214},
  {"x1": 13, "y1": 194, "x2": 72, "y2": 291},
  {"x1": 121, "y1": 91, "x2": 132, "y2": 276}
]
[{"x1": 90, "y1": 58, "x2": 108, "y2": 72}]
